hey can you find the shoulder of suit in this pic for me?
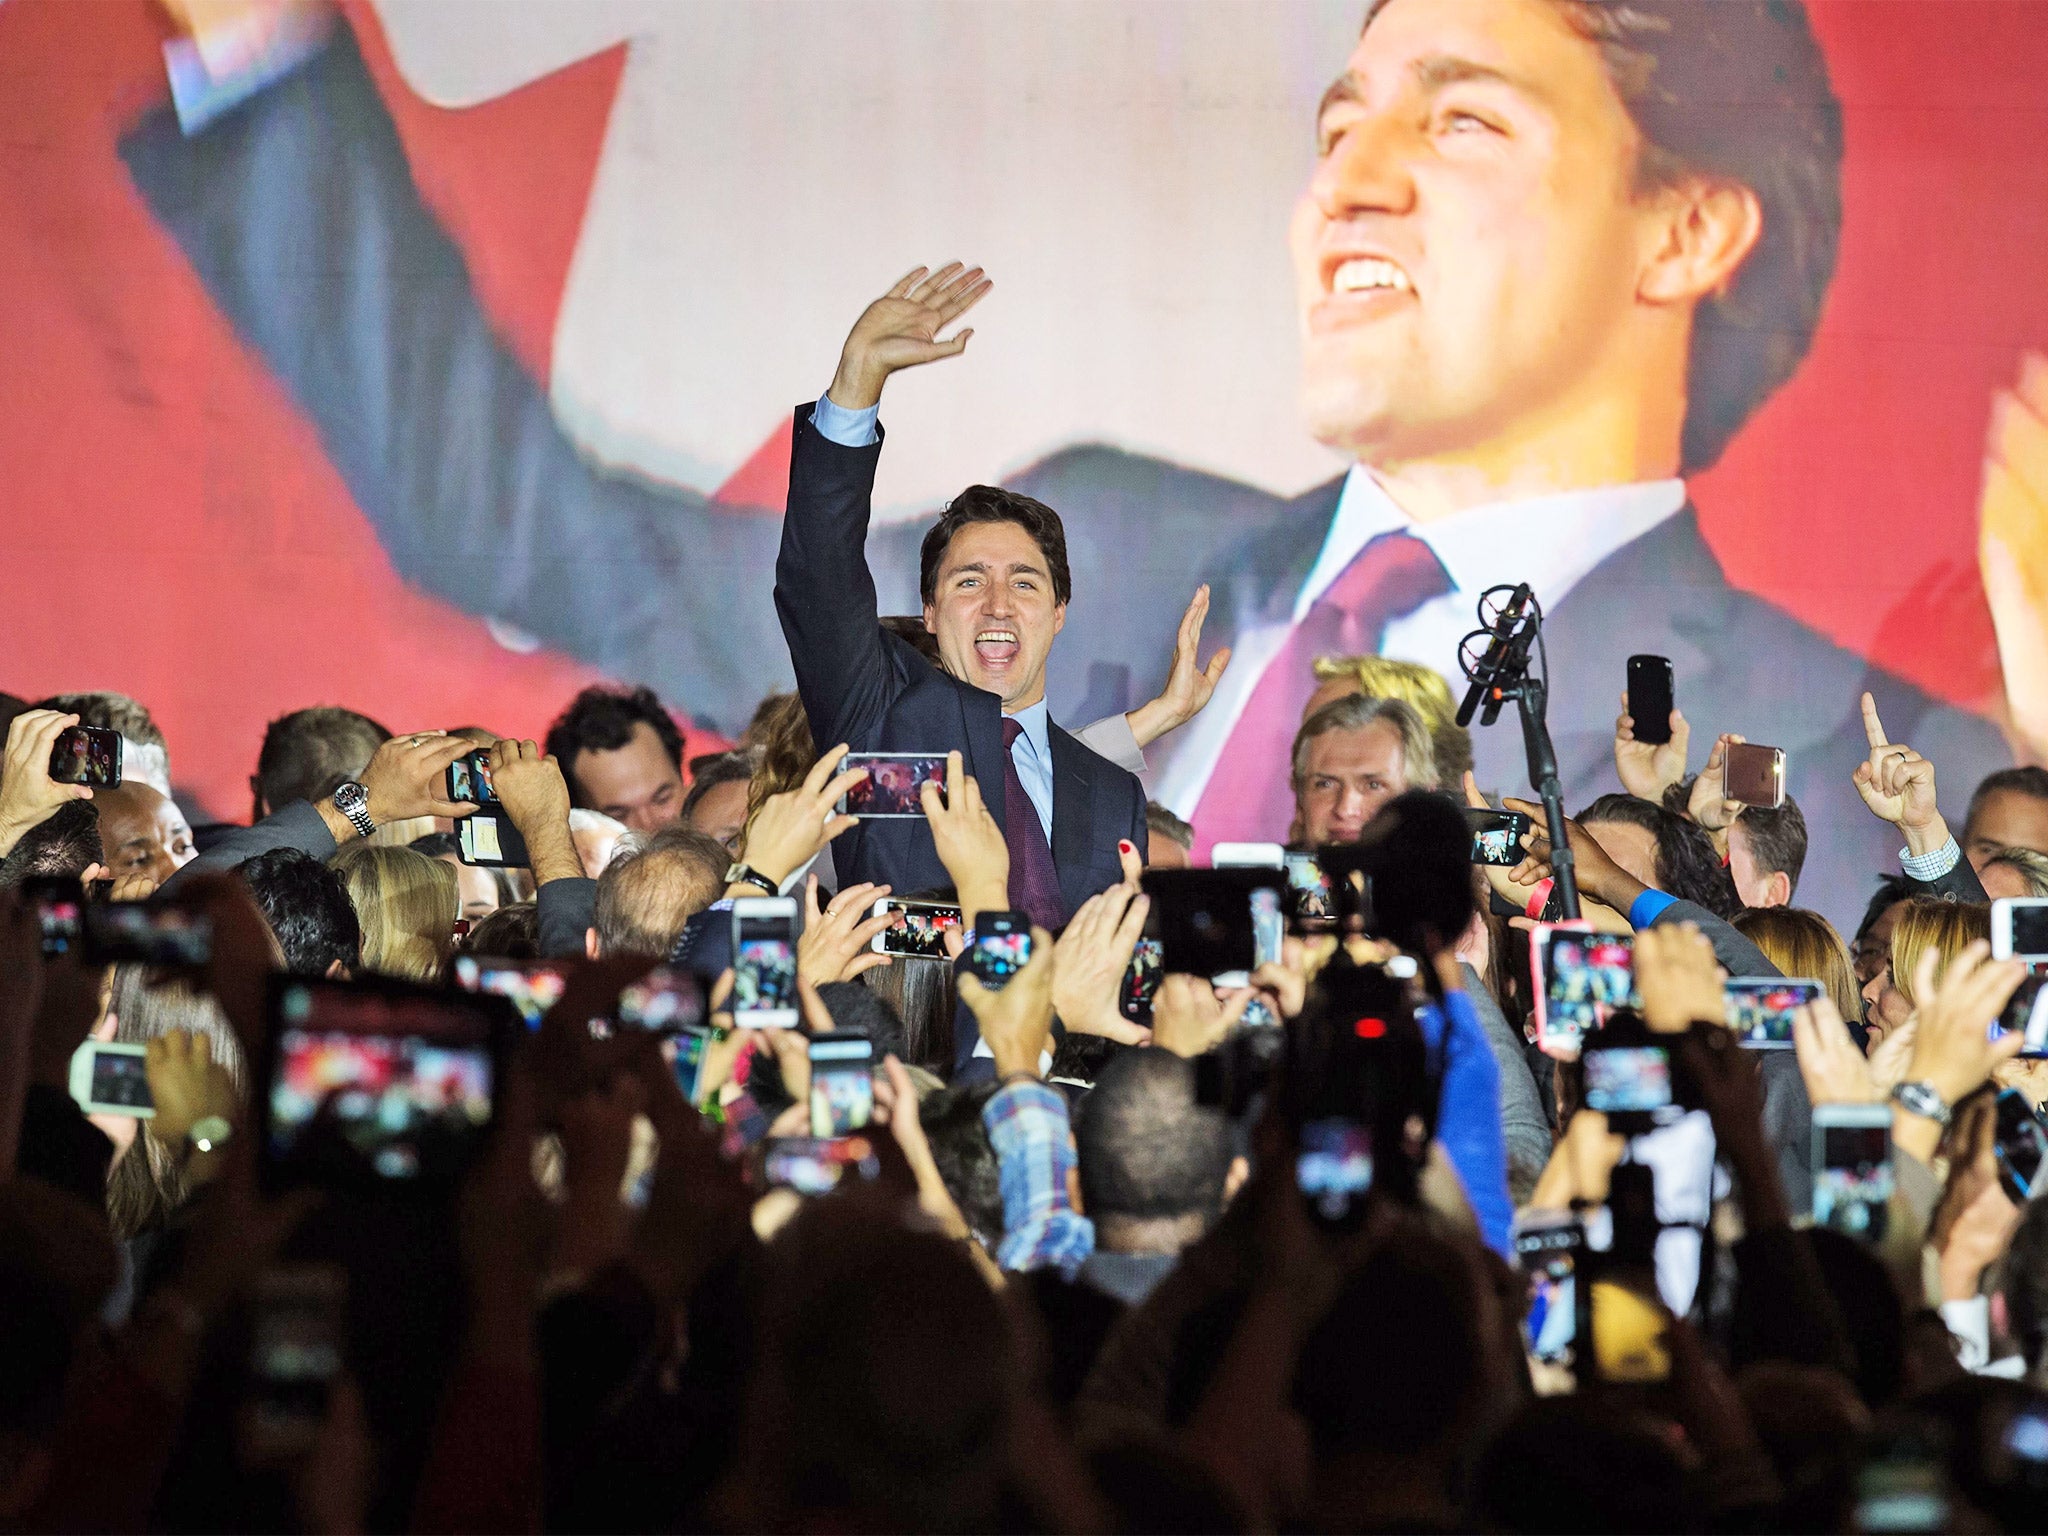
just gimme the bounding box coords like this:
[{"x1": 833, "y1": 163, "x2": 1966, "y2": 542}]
[{"x1": 1004, "y1": 444, "x2": 1324, "y2": 539}]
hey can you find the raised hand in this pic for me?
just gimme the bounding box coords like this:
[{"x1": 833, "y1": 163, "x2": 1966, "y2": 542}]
[
  {"x1": 1979, "y1": 352, "x2": 2048, "y2": 759},
  {"x1": 1050, "y1": 885, "x2": 1152, "y2": 1045},
  {"x1": 827, "y1": 263, "x2": 993, "y2": 411},
  {"x1": 1850, "y1": 692, "x2": 1948, "y2": 857},
  {"x1": 488, "y1": 739, "x2": 583, "y2": 885},
  {"x1": 919, "y1": 750, "x2": 1009, "y2": 922},
  {"x1": 1633, "y1": 922, "x2": 1725, "y2": 1034},
  {"x1": 1128, "y1": 585, "x2": 1233, "y2": 747},
  {"x1": 1151, "y1": 974, "x2": 1251, "y2": 1059},
  {"x1": 1789, "y1": 996, "x2": 1882, "y2": 1106},
  {"x1": 1687, "y1": 733, "x2": 1748, "y2": 835},
  {"x1": 1903, "y1": 938, "x2": 2025, "y2": 1110},
  {"x1": 739, "y1": 744, "x2": 867, "y2": 887},
  {"x1": 355, "y1": 731, "x2": 477, "y2": 827},
  {"x1": 0, "y1": 709, "x2": 93, "y2": 857},
  {"x1": 1613, "y1": 691, "x2": 1690, "y2": 804},
  {"x1": 797, "y1": 876, "x2": 895, "y2": 985},
  {"x1": 956, "y1": 927, "x2": 1057, "y2": 1080}
]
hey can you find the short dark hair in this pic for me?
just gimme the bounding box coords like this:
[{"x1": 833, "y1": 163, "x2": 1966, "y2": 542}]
[
  {"x1": 254, "y1": 707, "x2": 391, "y2": 818},
  {"x1": 544, "y1": 685, "x2": 684, "y2": 806},
  {"x1": 461, "y1": 900, "x2": 540, "y2": 959},
  {"x1": 1579, "y1": 792, "x2": 1742, "y2": 918},
  {"x1": 919, "y1": 1080, "x2": 1004, "y2": 1249},
  {"x1": 0, "y1": 802, "x2": 103, "y2": 889},
  {"x1": 1856, "y1": 872, "x2": 1914, "y2": 944},
  {"x1": 1966, "y1": 766, "x2": 2048, "y2": 841},
  {"x1": 1145, "y1": 801, "x2": 1195, "y2": 853},
  {"x1": 917, "y1": 485, "x2": 1072, "y2": 609},
  {"x1": 1074, "y1": 1049, "x2": 1232, "y2": 1225},
  {"x1": 680, "y1": 750, "x2": 755, "y2": 824},
  {"x1": 1731, "y1": 793, "x2": 1808, "y2": 897},
  {"x1": 1360, "y1": 0, "x2": 1844, "y2": 472},
  {"x1": 238, "y1": 847, "x2": 361, "y2": 977},
  {"x1": 812, "y1": 982, "x2": 908, "y2": 1062},
  {"x1": 592, "y1": 825, "x2": 726, "y2": 957}
]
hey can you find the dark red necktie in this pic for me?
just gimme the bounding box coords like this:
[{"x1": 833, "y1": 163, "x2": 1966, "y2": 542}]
[
  {"x1": 1191, "y1": 531, "x2": 1450, "y2": 856},
  {"x1": 1002, "y1": 717, "x2": 1065, "y2": 930}
]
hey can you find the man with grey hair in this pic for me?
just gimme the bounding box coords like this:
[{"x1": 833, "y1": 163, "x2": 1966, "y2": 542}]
[
  {"x1": 1287, "y1": 693, "x2": 1436, "y2": 847},
  {"x1": 34, "y1": 691, "x2": 173, "y2": 799},
  {"x1": 587, "y1": 823, "x2": 729, "y2": 959}
]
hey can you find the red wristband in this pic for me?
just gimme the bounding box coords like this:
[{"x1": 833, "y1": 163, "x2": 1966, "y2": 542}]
[{"x1": 1524, "y1": 877, "x2": 1555, "y2": 921}]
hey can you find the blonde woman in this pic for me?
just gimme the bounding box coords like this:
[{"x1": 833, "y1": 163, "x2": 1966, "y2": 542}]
[
  {"x1": 329, "y1": 842, "x2": 459, "y2": 982},
  {"x1": 1863, "y1": 896, "x2": 1990, "y2": 1056},
  {"x1": 1730, "y1": 906, "x2": 1863, "y2": 1028}
]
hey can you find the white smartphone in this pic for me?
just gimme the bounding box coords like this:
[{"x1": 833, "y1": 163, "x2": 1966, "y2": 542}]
[
  {"x1": 731, "y1": 896, "x2": 800, "y2": 1028},
  {"x1": 867, "y1": 897, "x2": 963, "y2": 959},
  {"x1": 1992, "y1": 898, "x2": 2048, "y2": 962},
  {"x1": 1212, "y1": 842, "x2": 1286, "y2": 869},
  {"x1": 69, "y1": 1039, "x2": 154, "y2": 1117}
]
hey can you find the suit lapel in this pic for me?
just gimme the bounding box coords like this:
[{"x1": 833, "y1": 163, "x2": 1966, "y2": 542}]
[
  {"x1": 959, "y1": 684, "x2": 1009, "y2": 840},
  {"x1": 1047, "y1": 722, "x2": 1096, "y2": 915}
]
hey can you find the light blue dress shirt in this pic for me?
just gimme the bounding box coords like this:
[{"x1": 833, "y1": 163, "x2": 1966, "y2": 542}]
[{"x1": 811, "y1": 390, "x2": 1056, "y2": 843}]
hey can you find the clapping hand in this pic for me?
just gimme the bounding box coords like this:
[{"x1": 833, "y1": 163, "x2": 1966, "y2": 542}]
[{"x1": 828, "y1": 263, "x2": 993, "y2": 411}]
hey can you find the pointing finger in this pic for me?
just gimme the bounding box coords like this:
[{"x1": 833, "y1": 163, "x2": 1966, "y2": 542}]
[{"x1": 1860, "y1": 691, "x2": 1889, "y2": 751}]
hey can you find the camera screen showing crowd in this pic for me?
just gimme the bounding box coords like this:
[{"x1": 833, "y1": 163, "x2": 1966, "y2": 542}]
[{"x1": 7, "y1": 0, "x2": 2048, "y2": 1529}]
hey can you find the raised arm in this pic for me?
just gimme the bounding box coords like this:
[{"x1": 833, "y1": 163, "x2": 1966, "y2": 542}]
[
  {"x1": 775, "y1": 266, "x2": 991, "y2": 744},
  {"x1": 1852, "y1": 691, "x2": 1988, "y2": 900}
]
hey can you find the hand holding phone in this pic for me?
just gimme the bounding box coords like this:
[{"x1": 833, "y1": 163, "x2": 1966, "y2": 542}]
[
  {"x1": 1721, "y1": 741, "x2": 1786, "y2": 810},
  {"x1": 444, "y1": 749, "x2": 499, "y2": 805},
  {"x1": 1529, "y1": 924, "x2": 1637, "y2": 1056},
  {"x1": 69, "y1": 1040, "x2": 153, "y2": 1116},
  {"x1": 1625, "y1": 654, "x2": 1675, "y2": 747},
  {"x1": 47, "y1": 725, "x2": 122, "y2": 787},
  {"x1": 1467, "y1": 807, "x2": 1533, "y2": 866},
  {"x1": 965, "y1": 911, "x2": 1032, "y2": 987}
]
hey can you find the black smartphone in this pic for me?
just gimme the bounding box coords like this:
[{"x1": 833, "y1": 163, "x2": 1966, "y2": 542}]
[
  {"x1": 1580, "y1": 1036, "x2": 1683, "y2": 1134},
  {"x1": 259, "y1": 975, "x2": 509, "y2": 1193},
  {"x1": 1140, "y1": 867, "x2": 1286, "y2": 980},
  {"x1": 966, "y1": 911, "x2": 1032, "y2": 988},
  {"x1": 83, "y1": 902, "x2": 213, "y2": 966},
  {"x1": 1626, "y1": 654, "x2": 1674, "y2": 746},
  {"x1": 47, "y1": 725, "x2": 122, "y2": 787},
  {"x1": 1283, "y1": 848, "x2": 1335, "y2": 933},
  {"x1": 1995, "y1": 1088, "x2": 2048, "y2": 1206},
  {"x1": 808, "y1": 1032, "x2": 875, "y2": 1137},
  {"x1": 444, "y1": 749, "x2": 498, "y2": 805},
  {"x1": 1466, "y1": 807, "x2": 1533, "y2": 866},
  {"x1": 837, "y1": 753, "x2": 948, "y2": 818},
  {"x1": 1285, "y1": 962, "x2": 1429, "y2": 1228},
  {"x1": 23, "y1": 874, "x2": 85, "y2": 958},
  {"x1": 457, "y1": 810, "x2": 528, "y2": 868}
]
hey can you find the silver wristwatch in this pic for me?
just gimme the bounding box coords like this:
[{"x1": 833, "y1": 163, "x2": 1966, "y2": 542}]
[
  {"x1": 331, "y1": 779, "x2": 375, "y2": 838},
  {"x1": 1889, "y1": 1079, "x2": 1951, "y2": 1127}
]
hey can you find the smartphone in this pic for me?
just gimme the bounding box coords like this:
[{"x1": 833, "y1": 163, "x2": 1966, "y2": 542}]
[
  {"x1": 1723, "y1": 976, "x2": 1824, "y2": 1049},
  {"x1": 669, "y1": 1024, "x2": 715, "y2": 1103},
  {"x1": 444, "y1": 749, "x2": 498, "y2": 805},
  {"x1": 1581, "y1": 1041, "x2": 1680, "y2": 1128},
  {"x1": 808, "y1": 1033, "x2": 875, "y2": 1137},
  {"x1": 760, "y1": 1133, "x2": 881, "y2": 1196},
  {"x1": 1283, "y1": 849, "x2": 1335, "y2": 933},
  {"x1": 260, "y1": 975, "x2": 506, "y2": 1192},
  {"x1": 247, "y1": 1264, "x2": 347, "y2": 1453},
  {"x1": 1722, "y1": 741, "x2": 1787, "y2": 811},
  {"x1": 1855, "y1": 1426, "x2": 1951, "y2": 1534},
  {"x1": 1993, "y1": 898, "x2": 2048, "y2": 962},
  {"x1": 1467, "y1": 807, "x2": 1534, "y2": 867},
  {"x1": 1285, "y1": 962, "x2": 1428, "y2": 1226},
  {"x1": 1995, "y1": 1089, "x2": 2048, "y2": 1206},
  {"x1": 837, "y1": 753, "x2": 948, "y2": 818},
  {"x1": 83, "y1": 902, "x2": 212, "y2": 966},
  {"x1": 1295, "y1": 1117, "x2": 1375, "y2": 1229},
  {"x1": 1529, "y1": 924, "x2": 1636, "y2": 1055},
  {"x1": 457, "y1": 811, "x2": 529, "y2": 868},
  {"x1": 614, "y1": 966, "x2": 705, "y2": 1035},
  {"x1": 23, "y1": 874, "x2": 85, "y2": 958},
  {"x1": 731, "y1": 896, "x2": 799, "y2": 1027},
  {"x1": 1141, "y1": 867, "x2": 1286, "y2": 980},
  {"x1": 68, "y1": 1040, "x2": 154, "y2": 1117},
  {"x1": 1121, "y1": 936, "x2": 1164, "y2": 1020},
  {"x1": 1193, "y1": 1021, "x2": 1284, "y2": 1119},
  {"x1": 2000, "y1": 973, "x2": 2048, "y2": 1056},
  {"x1": 1625, "y1": 655, "x2": 1674, "y2": 747},
  {"x1": 1586, "y1": 1273, "x2": 1671, "y2": 1385},
  {"x1": 47, "y1": 725, "x2": 122, "y2": 787},
  {"x1": 1514, "y1": 1215, "x2": 1584, "y2": 1384},
  {"x1": 1212, "y1": 842, "x2": 1285, "y2": 868},
  {"x1": 867, "y1": 897, "x2": 963, "y2": 959},
  {"x1": 449, "y1": 955, "x2": 569, "y2": 1031},
  {"x1": 1812, "y1": 1103, "x2": 1893, "y2": 1242},
  {"x1": 966, "y1": 910, "x2": 1032, "y2": 988}
]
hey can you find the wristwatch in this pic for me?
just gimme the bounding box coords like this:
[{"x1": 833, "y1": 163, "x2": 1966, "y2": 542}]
[
  {"x1": 724, "y1": 861, "x2": 779, "y2": 896},
  {"x1": 188, "y1": 1116, "x2": 232, "y2": 1154},
  {"x1": 1889, "y1": 1080, "x2": 1952, "y2": 1127},
  {"x1": 331, "y1": 779, "x2": 375, "y2": 838}
]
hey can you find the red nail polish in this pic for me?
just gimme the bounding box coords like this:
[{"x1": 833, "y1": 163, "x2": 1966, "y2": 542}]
[{"x1": 1118, "y1": 840, "x2": 1134, "y2": 854}]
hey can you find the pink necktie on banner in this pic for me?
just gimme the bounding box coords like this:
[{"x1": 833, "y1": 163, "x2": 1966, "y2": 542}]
[{"x1": 1190, "y1": 532, "x2": 1451, "y2": 855}]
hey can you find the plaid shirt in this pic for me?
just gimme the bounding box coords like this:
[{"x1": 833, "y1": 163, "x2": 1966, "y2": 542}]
[{"x1": 983, "y1": 1079, "x2": 1094, "y2": 1277}]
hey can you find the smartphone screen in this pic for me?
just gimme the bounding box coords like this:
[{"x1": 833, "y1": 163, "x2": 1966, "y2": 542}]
[
  {"x1": 1723, "y1": 977, "x2": 1823, "y2": 1048},
  {"x1": 1995, "y1": 899, "x2": 2048, "y2": 961},
  {"x1": 732, "y1": 901, "x2": 799, "y2": 1027},
  {"x1": 1582, "y1": 1044, "x2": 1674, "y2": 1115},
  {"x1": 808, "y1": 1035, "x2": 875, "y2": 1137},
  {"x1": 72, "y1": 1043, "x2": 155, "y2": 1115},
  {"x1": 838, "y1": 754, "x2": 948, "y2": 817},
  {"x1": 870, "y1": 899, "x2": 963, "y2": 959},
  {"x1": 1626, "y1": 655, "x2": 1674, "y2": 747},
  {"x1": 450, "y1": 956, "x2": 569, "y2": 1031},
  {"x1": 249, "y1": 1266, "x2": 347, "y2": 1446},
  {"x1": 1251, "y1": 886, "x2": 1284, "y2": 971},
  {"x1": 967, "y1": 913, "x2": 1032, "y2": 988},
  {"x1": 1587, "y1": 1275, "x2": 1671, "y2": 1384},
  {"x1": 82, "y1": 902, "x2": 213, "y2": 966},
  {"x1": 1141, "y1": 868, "x2": 1284, "y2": 978},
  {"x1": 1996, "y1": 1089, "x2": 2048, "y2": 1206},
  {"x1": 1812, "y1": 1111, "x2": 1893, "y2": 1241},
  {"x1": 445, "y1": 750, "x2": 497, "y2": 805},
  {"x1": 1284, "y1": 849, "x2": 1334, "y2": 932},
  {"x1": 761, "y1": 1134, "x2": 881, "y2": 1196},
  {"x1": 48, "y1": 725, "x2": 122, "y2": 787},
  {"x1": 1121, "y1": 935, "x2": 1164, "y2": 1020},
  {"x1": 1296, "y1": 1117, "x2": 1374, "y2": 1227},
  {"x1": 24, "y1": 876, "x2": 84, "y2": 958},
  {"x1": 1534, "y1": 928, "x2": 1637, "y2": 1050},
  {"x1": 1467, "y1": 807, "x2": 1533, "y2": 866},
  {"x1": 1514, "y1": 1218, "x2": 1582, "y2": 1380},
  {"x1": 615, "y1": 966, "x2": 705, "y2": 1034},
  {"x1": 669, "y1": 1025, "x2": 714, "y2": 1103},
  {"x1": 262, "y1": 977, "x2": 501, "y2": 1190}
]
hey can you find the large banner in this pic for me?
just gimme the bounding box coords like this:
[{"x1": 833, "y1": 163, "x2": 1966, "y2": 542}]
[{"x1": 3, "y1": 0, "x2": 2046, "y2": 924}]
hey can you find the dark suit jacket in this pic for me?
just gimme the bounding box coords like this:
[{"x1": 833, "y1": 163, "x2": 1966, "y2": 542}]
[{"x1": 775, "y1": 406, "x2": 1146, "y2": 909}]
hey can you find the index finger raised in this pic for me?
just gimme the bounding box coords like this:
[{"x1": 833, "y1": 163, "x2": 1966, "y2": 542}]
[{"x1": 1860, "y1": 691, "x2": 1890, "y2": 750}]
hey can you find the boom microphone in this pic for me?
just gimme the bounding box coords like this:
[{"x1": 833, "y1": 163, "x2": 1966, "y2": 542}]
[{"x1": 1455, "y1": 583, "x2": 1537, "y2": 729}]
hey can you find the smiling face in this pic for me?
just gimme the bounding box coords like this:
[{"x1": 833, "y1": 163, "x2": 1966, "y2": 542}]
[
  {"x1": 1292, "y1": 0, "x2": 1679, "y2": 473},
  {"x1": 922, "y1": 519, "x2": 1067, "y2": 711}
]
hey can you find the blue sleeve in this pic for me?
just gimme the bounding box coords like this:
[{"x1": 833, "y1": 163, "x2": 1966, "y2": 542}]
[
  {"x1": 811, "y1": 392, "x2": 881, "y2": 447},
  {"x1": 1628, "y1": 889, "x2": 1680, "y2": 929},
  {"x1": 1420, "y1": 991, "x2": 1515, "y2": 1257}
]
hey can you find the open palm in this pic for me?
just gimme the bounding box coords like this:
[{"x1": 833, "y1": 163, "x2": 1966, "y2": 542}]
[{"x1": 829, "y1": 263, "x2": 994, "y2": 409}]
